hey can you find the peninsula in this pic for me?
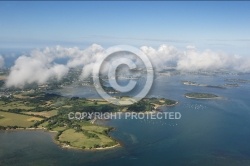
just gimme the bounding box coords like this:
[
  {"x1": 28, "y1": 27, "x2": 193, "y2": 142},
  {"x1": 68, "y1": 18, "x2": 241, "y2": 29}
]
[{"x1": 0, "y1": 91, "x2": 178, "y2": 150}]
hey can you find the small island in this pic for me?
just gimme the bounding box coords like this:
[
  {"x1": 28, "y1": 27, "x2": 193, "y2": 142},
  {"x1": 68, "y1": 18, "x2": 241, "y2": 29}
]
[
  {"x1": 182, "y1": 81, "x2": 226, "y2": 89},
  {"x1": 185, "y1": 92, "x2": 219, "y2": 99}
]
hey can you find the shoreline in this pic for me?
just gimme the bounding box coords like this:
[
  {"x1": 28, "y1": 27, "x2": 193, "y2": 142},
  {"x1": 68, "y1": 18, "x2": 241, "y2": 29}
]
[
  {"x1": 153, "y1": 101, "x2": 178, "y2": 110},
  {"x1": 60, "y1": 142, "x2": 120, "y2": 151},
  {"x1": 166, "y1": 101, "x2": 179, "y2": 107},
  {"x1": 185, "y1": 95, "x2": 220, "y2": 100},
  {"x1": 2, "y1": 127, "x2": 121, "y2": 151},
  {"x1": 0, "y1": 97, "x2": 178, "y2": 151}
]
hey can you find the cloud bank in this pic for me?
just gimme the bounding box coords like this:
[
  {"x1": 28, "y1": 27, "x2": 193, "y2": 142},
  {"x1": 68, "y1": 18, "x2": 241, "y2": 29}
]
[
  {"x1": 5, "y1": 44, "x2": 250, "y2": 88},
  {"x1": 0, "y1": 55, "x2": 4, "y2": 68}
]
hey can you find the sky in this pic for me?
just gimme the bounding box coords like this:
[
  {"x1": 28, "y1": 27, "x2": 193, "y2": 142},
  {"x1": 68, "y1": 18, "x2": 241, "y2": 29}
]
[
  {"x1": 1, "y1": 1, "x2": 250, "y2": 87},
  {"x1": 0, "y1": 1, "x2": 250, "y2": 55}
]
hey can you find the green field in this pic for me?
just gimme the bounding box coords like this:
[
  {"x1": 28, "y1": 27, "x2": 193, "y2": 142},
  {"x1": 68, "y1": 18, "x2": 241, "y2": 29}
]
[
  {"x1": 82, "y1": 125, "x2": 110, "y2": 133},
  {"x1": 59, "y1": 128, "x2": 117, "y2": 149},
  {"x1": 22, "y1": 110, "x2": 58, "y2": 118},
  {"x1": 52, "y1": 126, "x2": 66, "y2": 132},
  {"x1": 0, "y1": 111, "x2": 43, "y2": 127},
  {"x1": 0, "y1": 101, "x2": 35, "y2": 111},
  {"x1": 38, "y1": 121, "x2": 49, "y2": 128}
]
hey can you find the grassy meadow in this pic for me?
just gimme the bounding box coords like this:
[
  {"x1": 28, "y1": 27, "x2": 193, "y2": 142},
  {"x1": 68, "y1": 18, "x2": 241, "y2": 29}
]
[{"x1": 0, "y1": 111, "x2": 43, "y2": 127}]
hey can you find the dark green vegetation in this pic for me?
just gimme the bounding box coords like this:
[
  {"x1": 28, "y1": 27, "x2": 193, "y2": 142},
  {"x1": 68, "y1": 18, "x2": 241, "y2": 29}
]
[
  {"x1": 185, "y1": 93, "x2": 218, "y2": 99},
  {"x1": 127, "y1": 98, "x2": 178, "y2": 112}
]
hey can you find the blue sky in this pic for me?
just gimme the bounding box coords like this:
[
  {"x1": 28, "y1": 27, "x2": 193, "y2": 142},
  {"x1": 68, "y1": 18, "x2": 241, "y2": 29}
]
[{"x1": 0, "y1": 1, "x2": 250, "y2": 55}]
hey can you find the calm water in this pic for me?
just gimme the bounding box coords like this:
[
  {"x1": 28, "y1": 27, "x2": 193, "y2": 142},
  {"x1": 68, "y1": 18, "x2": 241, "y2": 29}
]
[{"x1": 1, "y1": 74, "x2": 250, "y2": 166}]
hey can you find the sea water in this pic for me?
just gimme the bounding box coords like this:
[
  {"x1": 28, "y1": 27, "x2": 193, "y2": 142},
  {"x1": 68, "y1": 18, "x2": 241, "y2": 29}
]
[{"x1": 1, "y1": 73, "x2": 250, "y2": 166}]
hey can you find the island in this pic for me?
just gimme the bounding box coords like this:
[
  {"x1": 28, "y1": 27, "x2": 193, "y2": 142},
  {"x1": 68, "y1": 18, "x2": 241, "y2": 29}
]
[
  {"x1": 224, "y1": 78, "x2": 250, "y2": 84},
  {"x1": 182, "y1": 81, "x2": 226, "y2": 89},
  {"x1": 185, "y1": 92, "x2": 219, "y2": 99}
]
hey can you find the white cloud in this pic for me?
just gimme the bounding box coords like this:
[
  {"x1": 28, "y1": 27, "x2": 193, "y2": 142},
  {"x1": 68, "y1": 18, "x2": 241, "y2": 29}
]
[
  {"x1": 176, "y1": 48, "x2": 250, "y2": 72},
  {"x1": 141, "y1": 44, "x2": 250, "y2": 72},
  {"x1": 140, "y1": 44, "x2": 180, "y2": 70},
  {"x1": 0, "y1": 55, "x2": 4, "y2": 68},
  {"x1": 66, "y1": 44, "x2": 104, "y2": 68},
  {"x1": 5, "y1": 44, "x2": 250, "y2": 88},
  {"x1": 6, "y1": 55, "x2": 69, "y2": 87}
]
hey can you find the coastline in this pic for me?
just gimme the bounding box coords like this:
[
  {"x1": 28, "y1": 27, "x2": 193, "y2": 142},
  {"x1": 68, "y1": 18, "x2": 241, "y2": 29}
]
[
  {"x1": 185, "y1": 95, "x2": 220, "y2": 100},
  {"x1": 60, "y1": 142, "x2": 120, "y2": 151},
  {"x1": 53, "y1": 126, "x2": 121, "y2": 151},
  {"x1": 0, "y1": 97, "x2": 178, "y2": 151},
  {"x1": 2, "y1": 127, "x2": 121, "y2": 151},
  {"x1": 166, "y1": 101, "x2": 179, "y2": 107},
  {"x1": 153, "y1": 101, "x2": 179, "y2": 110}
]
